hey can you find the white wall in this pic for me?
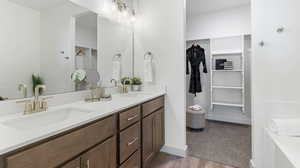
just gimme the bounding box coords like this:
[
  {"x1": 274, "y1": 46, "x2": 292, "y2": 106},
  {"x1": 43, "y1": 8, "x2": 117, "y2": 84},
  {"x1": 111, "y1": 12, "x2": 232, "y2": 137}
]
[
  {"x1": 252, "y1": 0, "x2": 300, "y2": 167},
  {"x1": 134, "y1": 0, "x2": 187, "y2": 155},
  {"x1": 40, "y1": 2, "x2": 87, "y2": 95},
  {"x1": 0, "y1": 0, "x2": 41, "y2": 99},
  {"x1": 68, "y1": 0, "x2": 107, "y2": 15},
  {"x1": 187, "y1": 5, "x2": 251, "y2": 40},
  {"x1": 76, "y1": 25, "x2": 97, "y2": 49}
]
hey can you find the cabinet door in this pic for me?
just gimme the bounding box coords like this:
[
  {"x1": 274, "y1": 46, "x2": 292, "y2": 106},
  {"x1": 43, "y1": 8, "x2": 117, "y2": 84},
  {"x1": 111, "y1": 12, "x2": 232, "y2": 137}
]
[
  {"x1": 82, "y1": 137, "x2": 116, "y2": 168},
  {"x1": 154, "y1": 109, "x2": 164, "y2": 152},
  {"x1": 142, "y1": 113, "x2": 155, "y2": 167},
  {"x1": 60, "y1": 158, "x2": 81, "y2": 168}
]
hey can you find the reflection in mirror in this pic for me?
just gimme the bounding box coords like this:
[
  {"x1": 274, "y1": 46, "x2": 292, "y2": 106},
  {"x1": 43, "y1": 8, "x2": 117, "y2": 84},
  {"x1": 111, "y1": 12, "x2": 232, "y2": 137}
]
[
  {"x1": 74, "y1": 11, "x2": 99, "y2": 91},
  {"x1": 0, "y1": 0, "x2": 133, "y2": 101},
  {"x1": 99, "y1": 16, "x2": 133, "y2": 86}
]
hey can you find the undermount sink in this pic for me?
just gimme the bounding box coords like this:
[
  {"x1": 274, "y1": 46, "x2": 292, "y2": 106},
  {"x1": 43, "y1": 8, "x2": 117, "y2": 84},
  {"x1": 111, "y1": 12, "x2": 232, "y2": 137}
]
[{"x1": 2, "y1": 107, "x2": 93, "y2": 130}]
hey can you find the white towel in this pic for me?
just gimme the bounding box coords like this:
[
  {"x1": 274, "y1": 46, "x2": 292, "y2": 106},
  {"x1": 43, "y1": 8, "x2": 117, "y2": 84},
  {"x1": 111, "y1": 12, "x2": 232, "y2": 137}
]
[
  {"x1": 144, "y1": 59, "x2": 153, "y2": 82},
  {"x1": 189, "y1": 105, "x2": 203, "y2": 111},
  {"x1": 269, "y1": 118, "x2": 300, "y2": 137},
  {"x1": 112, "y1": 61, "x2": 121, "y2": 81}
]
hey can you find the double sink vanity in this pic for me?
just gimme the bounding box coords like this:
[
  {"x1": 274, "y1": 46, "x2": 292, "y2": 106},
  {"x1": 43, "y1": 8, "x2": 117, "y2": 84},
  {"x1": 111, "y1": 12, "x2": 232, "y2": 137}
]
[
  {"x1": 0, "y1": 0, "x2": 165, "y2": 167},
  {"x1": 0, "y1": 91, "x2": 166, "y2": 168}
]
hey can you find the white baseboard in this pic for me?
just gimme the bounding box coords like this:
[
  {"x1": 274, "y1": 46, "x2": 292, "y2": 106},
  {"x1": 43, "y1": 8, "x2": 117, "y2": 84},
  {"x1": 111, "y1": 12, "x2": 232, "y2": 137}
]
[
  {"x1": 160, "y1": 145, "x2": 187, "y2": 157},
  {"x1": 250, "y1": 159, "x2": 255, "y2": 168}
]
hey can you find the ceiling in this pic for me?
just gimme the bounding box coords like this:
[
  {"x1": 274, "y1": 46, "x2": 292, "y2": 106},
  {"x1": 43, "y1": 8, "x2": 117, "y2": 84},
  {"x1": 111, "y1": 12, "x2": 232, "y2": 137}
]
[
  {"x1": 9, "y1": 0, "x2": 68, "y2": 11},
  {"x1": 76, "y1": 12, "x2": 98, "y2": 30},
  {"x1": 186, "y1": 0, "x2": 250, "y2": 16}
]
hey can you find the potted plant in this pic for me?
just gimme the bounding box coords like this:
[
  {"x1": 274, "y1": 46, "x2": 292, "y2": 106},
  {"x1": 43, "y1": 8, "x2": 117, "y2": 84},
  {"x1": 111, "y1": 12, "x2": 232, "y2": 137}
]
[
  {"x1": 131, "y1": 77, "x2": 143, "y2": 91},
  {"x1": 121, "y1": 77, "x2": 132, "y2": 85},
  {"x1": 71, "y1": 69, "x2": 87, "y2": 91},
  {"x1": 32, "y1": 74, "x2": 44, "y2": 95},
  {"x1": 120, "y1": 77, "x2": 132, "y2": 93}
]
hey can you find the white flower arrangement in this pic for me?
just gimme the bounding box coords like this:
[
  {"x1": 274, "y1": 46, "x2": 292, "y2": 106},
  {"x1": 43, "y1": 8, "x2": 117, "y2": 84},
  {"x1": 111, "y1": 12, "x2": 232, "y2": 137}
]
[{"x1": 71, "y1": 69, "x2": 87, "y2": 83}]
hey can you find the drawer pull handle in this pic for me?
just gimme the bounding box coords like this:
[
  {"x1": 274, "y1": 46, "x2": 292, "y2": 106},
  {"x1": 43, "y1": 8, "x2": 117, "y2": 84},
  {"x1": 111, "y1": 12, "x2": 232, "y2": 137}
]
[
  {"x1": 128, "y1": 137, "x2": 138, "y2": 146},
  {"x1": 127, "y1": 115, "x2": 138, "y2": 121}
]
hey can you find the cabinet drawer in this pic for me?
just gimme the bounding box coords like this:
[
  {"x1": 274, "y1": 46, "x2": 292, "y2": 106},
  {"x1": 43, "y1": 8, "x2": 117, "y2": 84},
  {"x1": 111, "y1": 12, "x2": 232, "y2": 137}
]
[
  {"x1": 119, "y1": 106, "x2": 141, "y2": 130},
  {"x1": 119, "y1": 122, "x2": 140, "y2": 164},
  {"x1": 142, "y1": 97, "x2": 164, "y2": 117},
  {"x1": 120, "y1": 150, "x2": 141, "y2": 168},
  {"x1": 5, "y1": 115, "x2": 116, "y2": 168}
]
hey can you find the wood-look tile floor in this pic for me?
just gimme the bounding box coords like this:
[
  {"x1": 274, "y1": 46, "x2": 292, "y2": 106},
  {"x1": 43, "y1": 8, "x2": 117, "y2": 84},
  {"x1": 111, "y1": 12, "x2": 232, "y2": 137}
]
[{"x1": 149, "y1": 152, "x2": 237, "y2": 168}]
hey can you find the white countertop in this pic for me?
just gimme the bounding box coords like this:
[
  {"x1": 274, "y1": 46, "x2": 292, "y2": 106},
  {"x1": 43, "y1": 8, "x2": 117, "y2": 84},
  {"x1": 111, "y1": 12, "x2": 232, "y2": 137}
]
[
  {"x1": 0, "y1": 91, "x2": 165, "y2": 155},
  {"x1": 267, "y1": 129, "x2": 300, "y2": 168}
]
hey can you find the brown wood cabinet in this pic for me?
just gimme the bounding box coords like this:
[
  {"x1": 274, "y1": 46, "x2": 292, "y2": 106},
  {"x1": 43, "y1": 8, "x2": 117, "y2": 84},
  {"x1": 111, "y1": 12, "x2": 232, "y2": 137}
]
[
  {"x1": 4, "y1": 115, "x2": 116, "y2": 168},
  {"x1": 119, "y1": 106, "x2": 141, "y2": 131},
  {"x1": 142, "y1": 112, "x2": 156, "y2": 167},
  {"x1": 81, "y1": 137, "x2": 116, "y2": 168},
  {"x1": 142, "y1": 97, "x2": 165, "y2": 168},
  {"x1": 154, "y1": 108, "x2": 165, "y2": 152},
  {"x1": 61, "y1": 137, "x2": 116, "y2": 168},
  {"x1": 1, "y1": 96, "x2": 165, "y2": 168},
  {"x1": 119, "y1": 122, "x2": 140, "y2": 163},
  {"x1": 119, "y1": 150, "x2": 140, "y2": 168}
]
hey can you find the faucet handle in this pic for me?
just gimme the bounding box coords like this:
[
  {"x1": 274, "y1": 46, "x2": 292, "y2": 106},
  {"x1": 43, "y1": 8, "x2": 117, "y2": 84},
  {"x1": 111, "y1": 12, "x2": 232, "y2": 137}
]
[
  {"x1": 16, "y1": 100, "x2": 33, "y2": 115},
  {"x1": 41, "y1": 101, "x2": 48, "y2": 111}
]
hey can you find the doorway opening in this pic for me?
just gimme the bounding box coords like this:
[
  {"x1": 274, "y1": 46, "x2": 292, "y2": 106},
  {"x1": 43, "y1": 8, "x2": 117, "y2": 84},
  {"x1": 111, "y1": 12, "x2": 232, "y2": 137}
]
[{"x1": 185, "y1": 1, "x2": 252, "y2": 168}]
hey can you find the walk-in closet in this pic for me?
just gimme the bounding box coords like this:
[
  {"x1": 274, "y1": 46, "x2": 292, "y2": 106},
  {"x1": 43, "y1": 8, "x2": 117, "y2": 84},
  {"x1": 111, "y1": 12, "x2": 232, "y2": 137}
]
[
  {"x1": 187, "y1": 35, "x2": 251, "y2": 125},
  {"x1": 185, "y1": 1, "x2": 252, "y2": 168}
]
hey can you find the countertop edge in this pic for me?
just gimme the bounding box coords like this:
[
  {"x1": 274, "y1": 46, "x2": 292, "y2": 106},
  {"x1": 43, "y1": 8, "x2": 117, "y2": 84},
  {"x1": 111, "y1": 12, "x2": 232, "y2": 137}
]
[{"x1": 0, "y1": 92, "x2": 166, "y2": 156}]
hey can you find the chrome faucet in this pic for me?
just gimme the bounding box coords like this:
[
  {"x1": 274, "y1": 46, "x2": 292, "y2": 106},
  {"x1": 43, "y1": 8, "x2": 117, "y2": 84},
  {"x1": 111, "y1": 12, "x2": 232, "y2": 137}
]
[{"x1": 17, "y1": 85, "x2": 51, "y2": 115}]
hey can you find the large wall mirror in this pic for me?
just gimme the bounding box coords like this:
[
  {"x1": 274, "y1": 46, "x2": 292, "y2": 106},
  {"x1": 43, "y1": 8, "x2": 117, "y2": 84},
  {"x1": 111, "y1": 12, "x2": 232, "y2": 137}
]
[{"x1": 0, "y1": 0, "x2": 134, "y2": 101}]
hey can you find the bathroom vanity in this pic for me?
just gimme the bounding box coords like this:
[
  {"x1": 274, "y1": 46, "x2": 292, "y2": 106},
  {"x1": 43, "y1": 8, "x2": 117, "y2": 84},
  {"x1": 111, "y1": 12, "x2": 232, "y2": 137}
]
[
  {"x1": 0, "y1": 95, "x2": 165, "y2": 168},
  {"x1": 0, "y1": 0, "x2": 165, "y2": 167}
]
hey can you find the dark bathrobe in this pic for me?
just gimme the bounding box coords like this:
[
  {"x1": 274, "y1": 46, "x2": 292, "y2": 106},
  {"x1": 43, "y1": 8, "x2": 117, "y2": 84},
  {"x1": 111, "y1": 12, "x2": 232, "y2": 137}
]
[{"x1": 186, "y1": 45, "x2": 208, "y2": 95}]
